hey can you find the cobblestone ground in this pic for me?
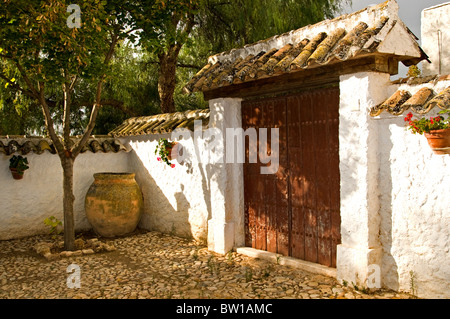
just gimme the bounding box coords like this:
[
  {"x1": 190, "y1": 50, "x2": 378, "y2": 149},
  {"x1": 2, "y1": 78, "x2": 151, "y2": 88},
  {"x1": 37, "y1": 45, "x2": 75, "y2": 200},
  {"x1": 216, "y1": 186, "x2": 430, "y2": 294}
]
[{"x1": 0, "y1": 230, "x2": 415, "y2": 299}]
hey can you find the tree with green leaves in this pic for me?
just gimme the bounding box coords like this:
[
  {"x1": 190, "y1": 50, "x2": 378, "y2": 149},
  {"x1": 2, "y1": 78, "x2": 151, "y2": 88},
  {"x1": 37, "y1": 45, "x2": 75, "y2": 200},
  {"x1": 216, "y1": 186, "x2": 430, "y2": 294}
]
[
  {"x1": 141, "y1": 0, "x2": 350, "y2": 113},
  {"x1": 1, "y1": 0, "x2": 349, "y2": 136},
  {"x1": 0, "y1": 0, "x2": 195, "y2": 250}
]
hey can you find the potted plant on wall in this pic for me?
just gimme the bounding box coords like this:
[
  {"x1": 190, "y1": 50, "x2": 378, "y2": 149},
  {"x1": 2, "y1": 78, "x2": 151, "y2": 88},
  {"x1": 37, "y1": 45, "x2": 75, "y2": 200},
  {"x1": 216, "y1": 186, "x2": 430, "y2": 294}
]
[
  {"x1": 155, "y1": 138, "x2": 178, "y2": 168},
  {"x1": 9, "y1": 155, "x2": 30, "y2": 179},
  {"x1": 405, "y1": 110, "x2": 450, "y2": 155}
]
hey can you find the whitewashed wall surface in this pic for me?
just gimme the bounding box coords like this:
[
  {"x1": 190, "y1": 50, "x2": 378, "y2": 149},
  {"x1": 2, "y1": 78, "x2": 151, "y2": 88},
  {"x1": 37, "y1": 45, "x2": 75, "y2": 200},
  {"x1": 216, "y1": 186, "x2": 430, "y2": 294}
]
[
  {"x1": 0, "y1": 132, "x2": 215, "y2": 245},
  {"x1": 0, "y1": 74, "x2": 448, "y2": 299},
  {"x1": 421, "y1": 2, "x2": 450, "y2": 76},
  {"x1": 0, "y1": 149, "x2": 129, "y2": 240},
  {"x1": 338, "y1": 72, "x2": 449, "y2": 298},
  {"x1": 376, "y1": 81, "x2": 450, "y2": 299},
  {"x1": 124, "y1": 132, "x2": 213, "y2": 244}
]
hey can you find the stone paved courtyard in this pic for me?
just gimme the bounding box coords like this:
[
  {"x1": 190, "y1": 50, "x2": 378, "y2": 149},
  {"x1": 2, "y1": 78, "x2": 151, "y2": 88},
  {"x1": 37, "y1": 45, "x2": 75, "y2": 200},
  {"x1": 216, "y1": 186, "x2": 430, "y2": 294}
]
[{"x1": 0, "y1": 230, "x2": 415, "y2": 299}]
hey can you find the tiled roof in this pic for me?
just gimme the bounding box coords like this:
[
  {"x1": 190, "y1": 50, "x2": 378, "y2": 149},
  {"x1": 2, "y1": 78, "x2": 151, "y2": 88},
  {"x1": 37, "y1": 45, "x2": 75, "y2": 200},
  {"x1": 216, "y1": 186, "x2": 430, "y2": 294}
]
[
  {"x1": 0, "y1": 136, "x2": 128, "y2": 156},
  {"x1": 184, "y1": 0, "x2": 428, "y2": 95},
  {"x1": 370, "y1": 83, "x2": 450, "y2": 117},
  {"x1": 109, "y1": 109, "x2": 210, "y2": 137}
]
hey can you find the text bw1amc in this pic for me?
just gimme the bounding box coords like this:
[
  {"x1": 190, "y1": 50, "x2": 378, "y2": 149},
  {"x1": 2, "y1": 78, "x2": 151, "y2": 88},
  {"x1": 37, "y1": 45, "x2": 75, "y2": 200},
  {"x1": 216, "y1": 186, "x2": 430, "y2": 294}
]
[{"x1": 176, "y1": 302, "x2": 274, "y2": 317}]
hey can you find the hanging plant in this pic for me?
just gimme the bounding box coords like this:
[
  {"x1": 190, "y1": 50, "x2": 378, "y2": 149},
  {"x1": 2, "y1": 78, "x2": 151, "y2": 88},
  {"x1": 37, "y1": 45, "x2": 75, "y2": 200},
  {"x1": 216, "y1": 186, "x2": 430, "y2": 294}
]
[
  {"x1": 155, "y1": 138, "x2": 178, "y2": 168},
  {"x1": 9, "y1": 155, "x2": 29, "y2": 179},
  {"x1": 405, "y1": 110, "x2": 450, "y2": 155}
]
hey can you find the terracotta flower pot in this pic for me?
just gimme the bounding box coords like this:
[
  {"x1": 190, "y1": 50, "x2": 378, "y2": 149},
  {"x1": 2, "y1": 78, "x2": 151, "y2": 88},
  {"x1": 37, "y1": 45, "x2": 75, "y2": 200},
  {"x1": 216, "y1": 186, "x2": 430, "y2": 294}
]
[
  {"x1": 85, "y1": 173, "x2": 143, "y2": 237},
  {"x1": 424, "y1": 128, "x2": 450, "y2": 155},
  {"x1": 166, "y1": 142, "x2": 179, "y2": 161},
  {"x1": 10, "y1": 168, "x2": 24, "y2": 180}
]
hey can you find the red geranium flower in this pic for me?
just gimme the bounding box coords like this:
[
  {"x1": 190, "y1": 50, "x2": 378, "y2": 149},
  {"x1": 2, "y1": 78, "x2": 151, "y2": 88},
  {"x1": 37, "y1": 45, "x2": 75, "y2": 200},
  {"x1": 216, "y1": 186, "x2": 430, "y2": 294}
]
[{"x1": 404, "y1": 110, "x2": 450, "y2": 135}]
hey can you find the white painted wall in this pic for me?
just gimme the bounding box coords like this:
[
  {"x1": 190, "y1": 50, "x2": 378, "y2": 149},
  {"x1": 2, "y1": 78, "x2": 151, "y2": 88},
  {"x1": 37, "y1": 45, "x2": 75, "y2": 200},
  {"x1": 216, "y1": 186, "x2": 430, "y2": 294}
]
[
  {"x1": 207, "y1": 98, "x2": 245, "y2": 254},
  {"x1": 377, "y1": 111, "x2": 450, "y2": 299},
  {"x1": 375, "y1": 80, "x2": 450, "y2": 299},
  {"x1": 0, "y1": 118, "x2": 243, "y2": 248},
  {"x1": 339, "y1": 74, "x2": 450, "y2": 298},
  {"x1": 0, "y1": 74, "x2": 448, "y2": 298},
  {"x1": 123, "y1": 98, "x2": 244, "y2": 249},
  {"x1": 0, "y1": 150, "x2": 129, "y2": 240},
  {"x1": 421, "y1": 2, "x2": 450, "y2": 76},
  {"x1": 337, "y1": 71, "x2": 390, "y2": 289},
  {"x1": 124, "y1": 132, "x2": 212, "y2": 244}
]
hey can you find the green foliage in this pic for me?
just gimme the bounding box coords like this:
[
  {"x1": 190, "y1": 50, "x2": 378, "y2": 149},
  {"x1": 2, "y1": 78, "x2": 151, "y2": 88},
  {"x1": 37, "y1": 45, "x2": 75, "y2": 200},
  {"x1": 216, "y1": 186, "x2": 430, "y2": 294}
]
[
  {"x1": 134, "y1": 0, "x2": 200, "y2": 54},
  {"x1": 0, "y1": 0, "x2": 203, "y2": 135},
  {"x1": 0, "y1": 0, "x2": 349, "y2": 136},
  {"x1": 405, "y1": 110, "x2": 450, "y2": 135},
  {"x1": 0, "y1": 0, "x2": 194, "y2": 251},
  {"x1": 191, "y1": 0, "x2": 351, "y2": 54},
  {"x1": 409, "y1": 270, "x2": 417, "y2": 297},
  {"x1": 92, "y1": 45, "x2": 161, "y2": 134},
  {"x1": 407, "y1": 65, "x2": 421, "y2": 78},
  {"x1": 1, "y1": 1, "x2": 111, "y2": 83},
  {"x1": 155, "y1": 138, "x2": 177, "y2": 167},
  {"x1": 9, "y1": 155, "x2": 29, "y2": 174},
  {"x1": 43, "y1": 216, "x2": 63, "y2": 237}
]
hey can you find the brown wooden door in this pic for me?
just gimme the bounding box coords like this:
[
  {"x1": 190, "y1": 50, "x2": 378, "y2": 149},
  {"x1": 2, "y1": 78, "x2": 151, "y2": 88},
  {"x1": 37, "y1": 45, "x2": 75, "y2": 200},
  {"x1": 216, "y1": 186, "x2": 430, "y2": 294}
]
[{"x1": 243, "y1": 87, "x2": 340, "y2": 268}]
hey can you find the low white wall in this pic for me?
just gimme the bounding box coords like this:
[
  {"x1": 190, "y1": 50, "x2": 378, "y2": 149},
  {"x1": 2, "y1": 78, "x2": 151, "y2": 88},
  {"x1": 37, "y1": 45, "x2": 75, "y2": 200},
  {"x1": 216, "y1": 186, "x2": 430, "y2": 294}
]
[
  {"x1": 377, "y1": 110, "x2": 450, "y2": 299},
  {"x1": 124, "y1": 132, "x2": 212, "y2": 244},
  {"x1": 0, "y1": 126, "x2": 235, "y2": 247},
  {"x1": 123, "y1": 101, "x2": 245, "y2": 249},
  {"x1": 338, "y1": 72, "x2": 449, "y2": 298},
  {"x1": 0, "y1": 151, "x2": 129, "y2": 240}
]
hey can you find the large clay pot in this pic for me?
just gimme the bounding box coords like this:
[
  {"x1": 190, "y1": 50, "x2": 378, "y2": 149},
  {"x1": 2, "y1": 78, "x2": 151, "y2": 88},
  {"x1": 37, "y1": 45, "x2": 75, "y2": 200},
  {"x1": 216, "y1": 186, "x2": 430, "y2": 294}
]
[
  {"x1": 424, "y1": 128, "x2": 450, "y2": 155},
  {"x1": 85, "y1": 173, "x2": 143, "y2": 237}
]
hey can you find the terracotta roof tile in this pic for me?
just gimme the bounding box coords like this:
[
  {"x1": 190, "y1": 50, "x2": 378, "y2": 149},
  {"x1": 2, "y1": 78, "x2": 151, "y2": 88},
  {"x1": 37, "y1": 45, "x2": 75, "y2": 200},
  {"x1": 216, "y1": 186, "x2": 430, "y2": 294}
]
[
  {"x1": 273, "y1": 39, "x2": 310, "y2": 73},
  {"x1": 184, "y1": 16, "x2": 392, "y2": 93},
  {"x1": 370, "y1": 85, "x2": 450, "y2": 117},
  {"x1": 0, "y1": 137, "x2": 128, "y2": 156},
  {"x1": 184, "y1": 1, "x2": 428, "y2": 95},
  {"x1": 308, "y1": 28, "x2": 346, "y2": 65},
  {"x1": 109, "y1": 109, "x2": 210, "y2": 137}
]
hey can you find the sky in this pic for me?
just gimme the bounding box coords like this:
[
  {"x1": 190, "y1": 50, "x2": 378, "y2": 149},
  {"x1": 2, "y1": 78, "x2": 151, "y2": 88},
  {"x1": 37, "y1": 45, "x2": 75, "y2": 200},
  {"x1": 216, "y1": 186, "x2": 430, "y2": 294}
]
[
  {"x1": 340, "y1": 0, "x2": 450, "y2": 77},
  {"x1": 341, "y1": 0, "x2": 449, "y2": 41}
]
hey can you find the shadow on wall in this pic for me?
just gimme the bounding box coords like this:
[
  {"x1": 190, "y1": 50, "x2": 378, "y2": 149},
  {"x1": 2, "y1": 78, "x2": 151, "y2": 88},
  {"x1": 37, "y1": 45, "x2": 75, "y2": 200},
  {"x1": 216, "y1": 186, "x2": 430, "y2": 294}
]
[
  {"x1": 126, "y1": 132, "x2": 222, "y2": 244},
  {"x1": 377, "y1": 117, "x2": 399, "y2": 291},
  {"x1": 129, "y1": 145, "x2": 193, "y2": 240}
]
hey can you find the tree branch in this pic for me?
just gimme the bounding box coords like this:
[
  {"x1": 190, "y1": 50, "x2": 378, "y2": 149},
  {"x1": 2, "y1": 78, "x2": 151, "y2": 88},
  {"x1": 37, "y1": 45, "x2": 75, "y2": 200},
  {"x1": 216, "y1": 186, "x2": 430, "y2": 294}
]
[
  {"x1": 1, "y1": 53, "x2": 64, "y2": 154},
  {"x1": 72, "y1": 32, "x2": 120, "y2": 157},
  {"x1": 145, "y1": 60, "x2": 202, "y2": 70},
  {"x1": 38, "y1": 81, "x2": 64, "y2": 156},
  {"x1": 73, "y1": 99, "x2": 136, "y2": 117},
  {"x1": 15, "y1": 63, "x2": 40, "y2": 99},
  {"x1": 0, "y1": 71, "x2": 37, "y2": 99},
  {"x1": 0, "y1": 55, "x2": 41, "y2": 100},
  {"x1": 62, "y1": 73, "x2": 73, "y2": 150}
]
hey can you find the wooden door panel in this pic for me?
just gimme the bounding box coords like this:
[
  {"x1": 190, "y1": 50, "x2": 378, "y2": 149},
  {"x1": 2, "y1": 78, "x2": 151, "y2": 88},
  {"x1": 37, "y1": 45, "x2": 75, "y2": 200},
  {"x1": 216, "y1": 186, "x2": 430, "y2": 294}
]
[{"x1": 243, "y1": 86, "x2": 340, "y2": 268}]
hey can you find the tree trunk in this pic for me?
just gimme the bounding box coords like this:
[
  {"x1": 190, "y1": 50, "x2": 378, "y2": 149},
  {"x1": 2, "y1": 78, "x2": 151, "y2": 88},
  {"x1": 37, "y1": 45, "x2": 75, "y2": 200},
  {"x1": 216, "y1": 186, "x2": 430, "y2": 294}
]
[
  {"x1": 157, "y1": 14, "x2": 196, "y2": 114},
  {"x1": 62, "y1": 156, "x2": 76, "y2": 251},
  {"x1": 158, "y1": 48, "x2": 180, "y2": 114}
]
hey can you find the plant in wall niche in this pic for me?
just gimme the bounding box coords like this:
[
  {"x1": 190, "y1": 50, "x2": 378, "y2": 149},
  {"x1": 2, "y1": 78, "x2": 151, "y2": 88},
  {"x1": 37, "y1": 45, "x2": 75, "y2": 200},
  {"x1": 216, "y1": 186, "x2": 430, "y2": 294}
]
[
  {"x1": 9, "y1": 155, "x2": 29, "y2": 180},
  {"x1": 405, "y1": 110, "x2": 450, "y2": 155},
  {"x1": 155, "y1": 138, "x2": 178, "y2": 167}
]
